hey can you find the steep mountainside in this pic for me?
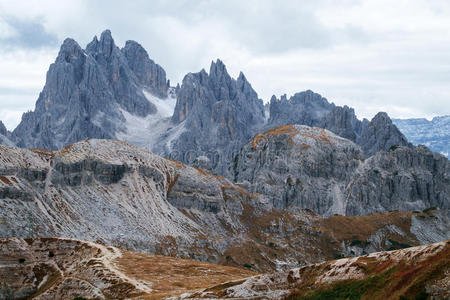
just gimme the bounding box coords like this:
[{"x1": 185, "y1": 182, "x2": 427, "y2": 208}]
[
  {"x1": 0, "y1": 139, "x2": 448, "y2": 273},
  {"x1": 187, "y1": 240, "x2": 450, "y2": 299},
  {"x1": 11, "y1": 30, "x2": 171, "y2": 150},
  {"x1": 269, "y1": 91, "x2": 411, "y2": 157},
  {"x1": 394, "y1": 115, "x2": 450, "y2": 157},
  {"x1": 232, "y1": 125, "x2": 450, "y2": 216},
  {"x1": 154, "y1": 59, "x2": 266, "y2": 175},
  {"x1": 0, "y1": 237, "x2": 254, "y2": 299}
]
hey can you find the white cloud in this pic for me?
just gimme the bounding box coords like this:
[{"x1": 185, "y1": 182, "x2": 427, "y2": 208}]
[{"x1": 0, "y1": 0, "x2": 449, "y2": 130}]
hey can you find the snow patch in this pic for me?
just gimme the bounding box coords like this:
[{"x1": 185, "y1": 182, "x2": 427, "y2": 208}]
[
  {"x1": 117, "y1": 89, "x2": 177, "y2": 151},
  {"x1": 143, "y1": 89, "x2": 176, "y2": 119}
]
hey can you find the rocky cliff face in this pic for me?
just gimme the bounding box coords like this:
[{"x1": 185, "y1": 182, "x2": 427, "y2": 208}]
[
  {"x1": 1, "y1": 139, "x2": 447, "y2": 273},
  {"x1": 155, "y1": 60, "x2": 265, "y2": 175},
  {"x1": 232, "y1": 125, "x2": 449, "y2": 216},
  {"x1": 12, "y1": 30, "x2": 169, "y2": 150},
  {"x1": 394, "y1": 115, "x2": 450, "y2": 157},
  {"x1": 268, "y1": 91, "x2": 411, "y2": 157}
]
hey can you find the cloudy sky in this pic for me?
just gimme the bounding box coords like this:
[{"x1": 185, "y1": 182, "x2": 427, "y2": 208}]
[{"x1": 0, "y1": 0, "x2": 449, "y2": 130}]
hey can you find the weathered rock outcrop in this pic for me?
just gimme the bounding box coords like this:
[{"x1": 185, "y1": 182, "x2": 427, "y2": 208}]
[
  {"x1": 12, "y1": 30, "x2": 170, "y2": 150},
  {"x1": 1, "y1": 139, "x2": 447, "y2": 273},
  {"x1": 232, "y1": 125, "x2": 449, "y2": 216},
  {"x1": 155, "y1": 60, "x2": 265, "y2": 175},
  {"x1": 268, "y1": 91, "x2": 411, "y2": 157}
]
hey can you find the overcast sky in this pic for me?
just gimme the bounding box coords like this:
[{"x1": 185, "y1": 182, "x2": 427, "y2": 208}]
[{"x1": 0, "y1": 0, "x2": 449, "y2": 130}]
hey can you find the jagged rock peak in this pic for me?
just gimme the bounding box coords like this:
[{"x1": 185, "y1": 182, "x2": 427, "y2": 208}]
[
  {"x1": 98, "y1": 29, "x2": 115, "y2": 57},
  {"x1": 11, "y1": 29, "x2": 169, "y2": 150},
  {"x1": 209, "y1": 58, "x2": 228, "y2": 76},
  {"x1": 372, "y1": 111, "x2": 392, "y2": 124},
  {"x1": 208, "y1": 59, "x2": 234, "y2": 101},
  {"x1": 121, "y1": 39, "x2": 167, "y2": 98},
  {"x1": 268, "y1": 90, "x2": 335, "y2": 128},
  {"x1": 85, "y1": 29, "x2": 116, "y2": 58},
  {"x1": 267, "y1": 90, "x2": 413, "y2": 157},
  {"x1": 56, "y1": 38, "x2": 84, "y2": 62},
  {"x1": 358, "y1": 111, "x2": 411, "y2": 156},
  {"x1": 236, "y1": 71, "x2": 258, "y2": 99},
  {"x1": 166, "y1": 59, "x2": 265, "y2": 175}
]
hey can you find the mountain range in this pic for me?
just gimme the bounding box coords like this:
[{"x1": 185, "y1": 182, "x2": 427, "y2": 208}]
[
  {"x1": 1, "y1": 30, "x2": 414, "y2": 176},
  {"x1": 0, "y1": 30, "x2": 449, "y2": 299},
  {"x1": 393, "y1": 116, "x2": 450, "y2": 157}
]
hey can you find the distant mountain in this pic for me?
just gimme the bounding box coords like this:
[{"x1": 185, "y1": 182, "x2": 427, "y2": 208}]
[
  {"x1": 393, "y1": 115, "x2": 450, "y2": 157},
  {"x1": 11, "y1": 30, "x2": 171, "y2": 150},
  {"x1": 268, "y1": 91, "x2": 411, "y2": 157}
]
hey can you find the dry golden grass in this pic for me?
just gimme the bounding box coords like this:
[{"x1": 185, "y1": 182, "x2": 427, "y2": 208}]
[
  {"x1": 29, "y1": 148, "x2": 56, "y2": 158},
  {"x1": 321, "y1": 211, "x2": 414, "y2": 243},
  {"x1": 115, "y1": 251, "x2": 256, "y2": 298},
  {"x1": 298, "y1": 128, "x2": 331, "y2": 144},
  {"x1": 167, "y1": 158, "x2": 187, "y2": 168},
  {"x1": 251, "y1": 125, "x2": 297, "y2": 148},
  {"x1": 0, "y1": 175, "x2": 12, "y2": 186}
]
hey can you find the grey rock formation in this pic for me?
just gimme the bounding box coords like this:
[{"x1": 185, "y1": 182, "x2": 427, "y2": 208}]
[
  {"x1": 393, "y1": 115, "x2": 450, "y2": 157},
  {"x1": 156, "y1": 60, "x2": 265, "y2": 175},
  {"x1": 268, "y1": 91, "x2": 411, "y2": 157},
  {"x1": 232, "y1": 125, "x2": 449, "y2": 216},
  {"x1": 12, "y1": 30, "x2": 168, "y2": 150}
]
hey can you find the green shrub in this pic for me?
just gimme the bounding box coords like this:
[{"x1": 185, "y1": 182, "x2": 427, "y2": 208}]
[
  {"x1": 422, "y1": 207, "x2": 437, "y2": 213},
  {"x1": 389, "y1": 145, "x2": 400, "y2": 152}
]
